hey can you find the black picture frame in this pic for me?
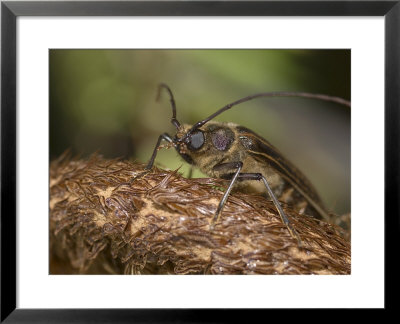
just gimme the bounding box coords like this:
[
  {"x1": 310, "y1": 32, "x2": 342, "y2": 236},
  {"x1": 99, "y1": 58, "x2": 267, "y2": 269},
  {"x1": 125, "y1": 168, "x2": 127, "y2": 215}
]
[{"x1": 1, "y1": 0, "x2": 398, "y2": 321}]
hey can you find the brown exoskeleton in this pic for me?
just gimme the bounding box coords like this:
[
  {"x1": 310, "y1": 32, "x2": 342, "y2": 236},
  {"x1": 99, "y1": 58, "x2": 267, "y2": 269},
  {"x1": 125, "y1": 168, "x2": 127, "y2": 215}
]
[{"x1": 145, "y1": 84, "x2": 351, "y2": 245}]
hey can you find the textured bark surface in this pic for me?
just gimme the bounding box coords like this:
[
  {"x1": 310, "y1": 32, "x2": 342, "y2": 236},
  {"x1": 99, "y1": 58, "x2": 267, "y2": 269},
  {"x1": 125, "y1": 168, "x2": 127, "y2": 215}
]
[{"x1": 50, "y1": 153, "x2": 351, "y2": 275}]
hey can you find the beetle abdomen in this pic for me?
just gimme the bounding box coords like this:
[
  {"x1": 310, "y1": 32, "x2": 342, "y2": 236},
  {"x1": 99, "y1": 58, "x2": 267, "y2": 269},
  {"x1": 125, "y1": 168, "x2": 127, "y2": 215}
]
[{"x1": 236, "y1": 126, "x2": 329, "y2": 221}]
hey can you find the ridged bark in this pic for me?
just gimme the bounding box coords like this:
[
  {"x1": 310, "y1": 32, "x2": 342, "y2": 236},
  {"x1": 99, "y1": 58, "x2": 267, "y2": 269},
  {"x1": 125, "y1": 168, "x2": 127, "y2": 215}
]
[{"x1": 50, "y1": 153, "x2": 350, "y2": 275}]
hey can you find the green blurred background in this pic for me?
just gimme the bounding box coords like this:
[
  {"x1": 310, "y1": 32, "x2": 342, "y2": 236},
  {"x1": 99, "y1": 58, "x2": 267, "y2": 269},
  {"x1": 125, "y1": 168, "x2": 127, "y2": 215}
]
[{"x1": 50, "y1": 49, "x2": 350, "y2": 215}]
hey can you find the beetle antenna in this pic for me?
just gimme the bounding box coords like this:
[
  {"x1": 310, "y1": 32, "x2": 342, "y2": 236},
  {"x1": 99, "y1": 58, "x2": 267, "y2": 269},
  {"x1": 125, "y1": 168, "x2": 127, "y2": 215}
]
[
  {"x1": 156, "y1": 83, "x2": 181, "y2": 129},
  {"x1": 180, "y1": 91, "x2": 351, "y2": 142}
]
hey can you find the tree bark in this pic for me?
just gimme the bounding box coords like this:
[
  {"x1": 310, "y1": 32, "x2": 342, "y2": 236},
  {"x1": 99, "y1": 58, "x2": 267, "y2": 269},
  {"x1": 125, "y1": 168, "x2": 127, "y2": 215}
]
[{"x1": 50, "y1": 153, "x2": 351, "y2": 275}]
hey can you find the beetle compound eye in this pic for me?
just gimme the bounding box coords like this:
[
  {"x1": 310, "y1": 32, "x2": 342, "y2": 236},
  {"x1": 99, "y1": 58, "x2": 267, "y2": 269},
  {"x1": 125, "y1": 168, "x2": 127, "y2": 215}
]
[
  {"x1": 188, "y1": 130, "x2": 205, "y2": 151},
  {"x1": 211, "y1": 128, "x2": 234, "y2": 151}
]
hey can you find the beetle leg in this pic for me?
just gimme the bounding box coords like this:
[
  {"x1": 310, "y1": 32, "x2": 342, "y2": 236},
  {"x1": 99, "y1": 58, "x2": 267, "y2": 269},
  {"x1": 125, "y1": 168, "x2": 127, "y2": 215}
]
[
  {"x1": 145, "y1": 133, "x2": 174, "y2": 169},
  {"x1": 213, "y1": 169, "x2": 302, "y2": 246},
  {"x1": 187, "y1": 165, "x2": 194, "y2": 179},
  {"x1": 233, "y1": 172, "x2": 302, "y2": 246},
  {"x1": 210, "y1": 162, "x2": 243, "y2": 230}
]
